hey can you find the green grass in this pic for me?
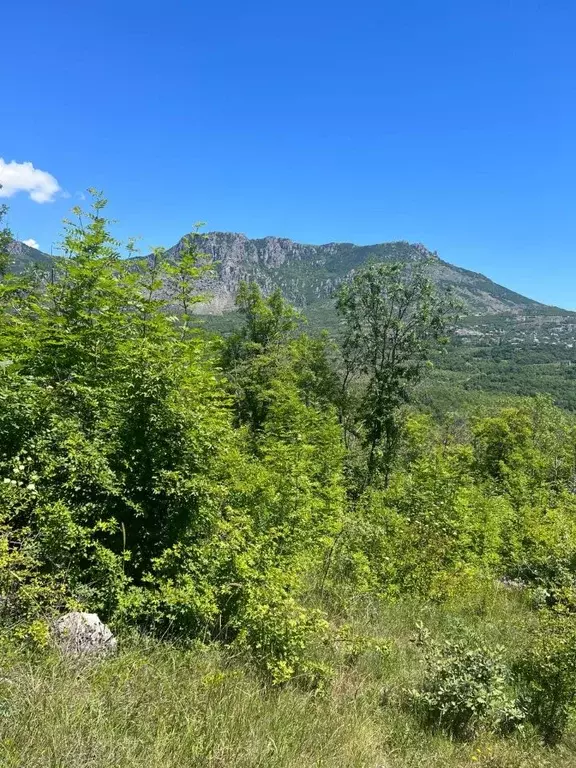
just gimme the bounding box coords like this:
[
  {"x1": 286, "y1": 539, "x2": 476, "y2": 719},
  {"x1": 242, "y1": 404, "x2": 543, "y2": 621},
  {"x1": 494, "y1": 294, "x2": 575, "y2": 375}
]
[{"x1": 2, "y1": 586, "x2": 576, "y2": 767}]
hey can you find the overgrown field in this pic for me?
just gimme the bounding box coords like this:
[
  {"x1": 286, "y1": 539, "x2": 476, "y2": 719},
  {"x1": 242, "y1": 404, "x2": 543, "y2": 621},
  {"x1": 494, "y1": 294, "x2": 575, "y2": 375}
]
[{"x1": 3, "y1": 590, "x2": 576, "y2": 768}]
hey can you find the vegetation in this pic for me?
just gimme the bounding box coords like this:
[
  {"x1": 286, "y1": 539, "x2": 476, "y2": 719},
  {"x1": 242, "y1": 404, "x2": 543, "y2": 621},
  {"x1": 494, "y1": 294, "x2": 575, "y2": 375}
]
[
  {"x1": 409, "y1": 625, "x2": 524, "y2": 739},
  {"x1": 3, "y1": 194, "x2": 576, "y2": 765},
  {"x1": 4, "y1": 594, "x2": 575, "y2": 768},
  {"x1": 336, "y1": 259, "x2": 458, "y2": 487}
]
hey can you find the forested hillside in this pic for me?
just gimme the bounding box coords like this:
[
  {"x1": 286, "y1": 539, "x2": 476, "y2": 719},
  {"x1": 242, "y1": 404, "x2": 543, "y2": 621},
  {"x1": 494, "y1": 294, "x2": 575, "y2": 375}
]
[{"x1": 3, "y1": 195, "x2": 576, "y2": 766}]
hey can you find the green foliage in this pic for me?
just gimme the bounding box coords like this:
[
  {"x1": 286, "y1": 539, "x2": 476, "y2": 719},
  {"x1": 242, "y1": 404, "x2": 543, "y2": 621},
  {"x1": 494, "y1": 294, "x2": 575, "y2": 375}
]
[
  {"x1": 0, "y1": 195, "x2": 345, "y2": 683},
  {"x1": 222, "y1": 282, "x2": 304, "y2": 433},
  {"x1": 0, "y1": 204, "x2": 11, "y2": 278},
  {"x1": 472, "y1": 396, "x2": 576, "y2": 495},
  {"x1": 336, "y1": 259, "x2": 459, "y2": 488},
  {"x1": 163, "y1": 226, "x2": 213, "y2": 333},
  {"x1": 233, "y1": 281, "x2": 301, "y2": 349},
  {"x1": 327, "y1": 395, "x2": 576, "y2": 612},
  {"x1": 329, "y1": 414, "x2": 506, "y2": 602},
  {"x1": 436, "y1": 338, "x2": 576, "y2": 412},
  {"x1": 2, "y1": 591, "x2": 571, "y2": 768},
  {"x1": 410, "y1": 625, "x2": 524, "y2": 739},
  {"x1": 514, "y1": 611, "x2": 576, "y2": 746},
  {"x1": 4, "y1": 188, "x2": 576, "y2": 730},
  {"x1": 213, "y1": 281, "x2": 346, "y2": 680}
]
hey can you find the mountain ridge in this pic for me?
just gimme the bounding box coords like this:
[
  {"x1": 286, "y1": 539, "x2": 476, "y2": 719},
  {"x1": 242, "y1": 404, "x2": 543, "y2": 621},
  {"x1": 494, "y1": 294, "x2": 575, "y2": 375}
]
[
  {"x1": 6, "y1": 239, "x2": 52, "y2": 272},
  {"x1": 158, "y1": 232, "x2": 558, "y2": 317},
  {"x1": 6, "y1": 233, "x2": 568, "y2": 319}
]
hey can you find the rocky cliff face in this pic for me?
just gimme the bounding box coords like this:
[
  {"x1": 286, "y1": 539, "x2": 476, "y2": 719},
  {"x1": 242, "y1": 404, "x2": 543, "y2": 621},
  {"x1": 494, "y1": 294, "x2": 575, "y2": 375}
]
[
  {"x1": 7, "y1": 232, "x2": 550, "y2": 317},
  {"x1": 161, "y1": 232, "x2": 544, "y2": 316},
  {"x1": 7, "y1": 240, "x2": 52, "y2": 272}
]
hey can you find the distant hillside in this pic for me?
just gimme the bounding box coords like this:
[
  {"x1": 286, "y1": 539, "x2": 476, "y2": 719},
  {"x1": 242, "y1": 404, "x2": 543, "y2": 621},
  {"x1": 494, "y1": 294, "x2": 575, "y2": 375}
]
[
  {"x1": 156, "y1": 233, "x2": 576, "y2": 410},
  {"x1": 10, "y1": 232, "x2": 576, "y2": 407},
  {"x1": 159, "y1": 233, "x2": 548, "y2": 317},
  {"x1": 8, "y1": 232, "x2": 575, "y2": 348},
  {"x1": 7, "y1": 240, "x2": 52, "y2": 272},
  {"x1": 7, "y1": 233, "x2": 555, "y2": 316}
]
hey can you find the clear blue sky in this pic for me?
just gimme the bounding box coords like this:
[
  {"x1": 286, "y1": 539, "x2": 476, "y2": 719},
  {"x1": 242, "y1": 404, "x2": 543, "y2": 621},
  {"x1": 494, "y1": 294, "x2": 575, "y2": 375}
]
[{"x1": 2, "y1": 0, "x2": 575, "y2": 307}]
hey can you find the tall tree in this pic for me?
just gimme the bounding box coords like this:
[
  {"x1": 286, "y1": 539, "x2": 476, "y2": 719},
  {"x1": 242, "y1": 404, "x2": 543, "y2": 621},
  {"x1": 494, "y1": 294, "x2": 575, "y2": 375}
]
[
  {"x1": 0, "y1": 203, "x2": 12, "y2": 278},
  {"x1": 336, "y1": 258, "x2": 459, "y2": 488},
  {"x1": 222, "y1": 282, "x2": 302, "y2": 432},
  {"x1": 164, "y1": 226, "x2": 212, "y2": 337}
]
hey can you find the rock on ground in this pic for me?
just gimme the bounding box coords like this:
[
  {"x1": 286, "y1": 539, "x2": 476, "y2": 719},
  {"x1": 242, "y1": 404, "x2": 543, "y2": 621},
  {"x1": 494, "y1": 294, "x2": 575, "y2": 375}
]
[{"x1": 52, "y1": 612, "x2": 117, "y2": 656}]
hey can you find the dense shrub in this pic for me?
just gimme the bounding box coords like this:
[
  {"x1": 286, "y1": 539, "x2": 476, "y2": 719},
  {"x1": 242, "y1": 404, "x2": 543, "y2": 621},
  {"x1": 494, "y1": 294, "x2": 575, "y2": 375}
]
[
  {"x1": 409, "y1": 625, "x2": 523, "y2": 739},
  {"x1": 514, "y1": 612, "x2": 576, "y2": 745}
]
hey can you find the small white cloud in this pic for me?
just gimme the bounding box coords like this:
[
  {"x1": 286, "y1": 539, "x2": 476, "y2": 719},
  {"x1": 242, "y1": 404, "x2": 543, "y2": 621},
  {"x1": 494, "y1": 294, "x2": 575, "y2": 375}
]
[
  {"x1": 0, "y1": 158, "x2": 62, "y2": 203},
  {"x1": 23, "y1": 238, "x2": 40, "y2": 249}
]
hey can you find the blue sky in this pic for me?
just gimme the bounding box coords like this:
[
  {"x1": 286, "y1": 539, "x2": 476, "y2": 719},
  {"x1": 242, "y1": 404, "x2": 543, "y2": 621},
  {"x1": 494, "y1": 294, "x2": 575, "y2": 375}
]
[{"x1": 2, "y1": 0, "x2": 575, "y2": 307}]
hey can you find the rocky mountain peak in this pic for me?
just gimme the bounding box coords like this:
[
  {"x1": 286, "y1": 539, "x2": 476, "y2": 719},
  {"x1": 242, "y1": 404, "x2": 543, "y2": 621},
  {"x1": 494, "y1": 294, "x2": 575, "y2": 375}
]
[{"x1": 6, "y1": 233, "x2": 547, "y2": 318}]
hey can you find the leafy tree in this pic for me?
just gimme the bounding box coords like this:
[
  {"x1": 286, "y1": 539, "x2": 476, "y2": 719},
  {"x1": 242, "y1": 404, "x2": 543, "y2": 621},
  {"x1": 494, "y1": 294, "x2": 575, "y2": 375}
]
[
  {"x1": 233, "y1": 281, "x2": 301, "y2": 350},
  {"x1": 0, "y1": 203, "x2": 12, "y2": 278},
  {"x1": 336, "y1": 258, "x2": 459, "y2": 487},
  {"x1": 222, "y1": 282, "x2": 301, "y2": 433},
  {"x1": 163, "y1": 226, "x2": 212, "y2": 336},
  {"x1": 0, "y1": 193, "x2": 226, "y2": 615},
  {"x1": 222, "y1": 281, "x2": 337, "y2": 434},
  {"x1": 0, "y1": 204, "x2": 46, "y2": 366}
]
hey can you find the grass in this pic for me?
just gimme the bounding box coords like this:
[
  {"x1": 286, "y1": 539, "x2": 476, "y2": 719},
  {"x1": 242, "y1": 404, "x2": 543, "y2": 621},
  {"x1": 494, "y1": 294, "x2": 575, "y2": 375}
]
[{"x1": 1, "y1": 587, "x2": 576, "y2": 767}]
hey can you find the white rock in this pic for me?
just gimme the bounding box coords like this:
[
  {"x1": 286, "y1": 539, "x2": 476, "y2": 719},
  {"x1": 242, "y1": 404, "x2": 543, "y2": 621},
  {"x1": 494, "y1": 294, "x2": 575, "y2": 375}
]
[{"x1": 52, "y1": 612, "x2": 117, "y2": 656}]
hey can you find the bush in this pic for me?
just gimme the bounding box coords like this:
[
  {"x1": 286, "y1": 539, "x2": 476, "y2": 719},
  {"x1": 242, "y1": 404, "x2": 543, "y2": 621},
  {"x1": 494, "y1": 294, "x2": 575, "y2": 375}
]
[
  {"x1": 409, "y1": 625, "x2": 523, "y2": 739},
  {"x1": 514, "y1": 611, "x2": 576, "y2": 746}
]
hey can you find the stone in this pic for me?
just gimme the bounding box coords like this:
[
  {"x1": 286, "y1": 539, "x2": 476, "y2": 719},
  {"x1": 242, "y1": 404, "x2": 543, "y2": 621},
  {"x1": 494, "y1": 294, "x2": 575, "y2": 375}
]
[
  {"x1": 498, "y1": 577, "x2": 527, "y2": 590},
  {"x1": 52, "y1": 612, "x2": 117, "y2": 656}
]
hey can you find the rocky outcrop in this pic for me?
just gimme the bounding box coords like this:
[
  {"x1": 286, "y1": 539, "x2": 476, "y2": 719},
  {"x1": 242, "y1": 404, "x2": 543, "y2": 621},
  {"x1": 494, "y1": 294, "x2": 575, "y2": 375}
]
[
  {"x1": 158, "y1": 233, "x2": 545, "y2": 316},
  {"x1": 7, "y1": 240, "x2": 52, "y2": 272}
]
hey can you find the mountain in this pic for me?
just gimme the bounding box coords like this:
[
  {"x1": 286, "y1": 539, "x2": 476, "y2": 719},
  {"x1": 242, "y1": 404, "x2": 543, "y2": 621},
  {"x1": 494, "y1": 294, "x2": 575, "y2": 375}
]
[
  {"x1": 8, "y1": 233, "x2": 576, "y2": 408},
  {"x1": 161, "y1": 233, "x2": 549, "y2": 317},
  {"x1": 7, "y1": 240, "x2": 52, "y2": 272},
  {"x1": 8, "y1": 233, "x2": 575, "y2": 343},
  {"x1": 154, "y1": 235, "x2": 576, "y2": 411}
]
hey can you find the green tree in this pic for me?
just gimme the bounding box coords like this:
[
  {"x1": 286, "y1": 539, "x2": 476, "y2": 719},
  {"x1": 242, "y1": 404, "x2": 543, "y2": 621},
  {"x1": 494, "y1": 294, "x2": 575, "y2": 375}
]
[
  {"x1": 0, "y1": 203, "x2": 46, "y2": 364},
  {"x1": 164, "y1": 226, "x2": 212, "y2": 336},
  {"x1": 233, "y1": 281, "x2": 301, "y2": 350},
  {"x1": 0, "y1": 203, "x2": 12, "y2": 278},
  {"x1": 222, "y1": 282, "x2": 302, "y2": 433},
  {"x1": 336, "y1": 258, "x2": 458, "y2": 488}
]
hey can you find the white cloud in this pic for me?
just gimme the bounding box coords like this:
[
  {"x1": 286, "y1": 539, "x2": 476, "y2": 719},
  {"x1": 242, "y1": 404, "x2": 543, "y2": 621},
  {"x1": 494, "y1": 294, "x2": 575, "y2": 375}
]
[
  {"x1": 0, "y1": 158, "x2": 62, "y2": 203},
  {"x1": 22, "y1": 238, "x2": 40, "y2": 249}
]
